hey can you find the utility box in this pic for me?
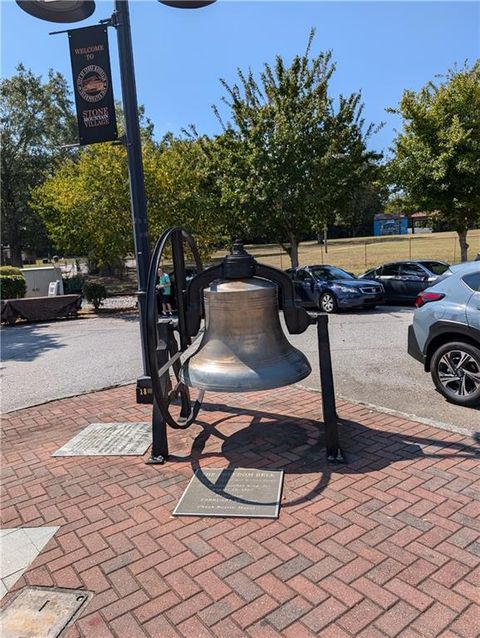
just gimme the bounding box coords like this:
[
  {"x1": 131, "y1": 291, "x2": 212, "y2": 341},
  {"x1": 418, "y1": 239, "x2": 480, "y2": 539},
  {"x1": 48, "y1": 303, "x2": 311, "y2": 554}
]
[{"x1": 21, "y1": 266, "x2": 64, "y2": 298}]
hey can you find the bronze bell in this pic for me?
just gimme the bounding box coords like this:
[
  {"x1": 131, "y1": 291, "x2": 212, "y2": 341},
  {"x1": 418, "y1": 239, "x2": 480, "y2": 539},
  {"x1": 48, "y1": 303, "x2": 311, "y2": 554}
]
[{"x1": 179, "y1": 277, "x2": 312, "y2": 392}]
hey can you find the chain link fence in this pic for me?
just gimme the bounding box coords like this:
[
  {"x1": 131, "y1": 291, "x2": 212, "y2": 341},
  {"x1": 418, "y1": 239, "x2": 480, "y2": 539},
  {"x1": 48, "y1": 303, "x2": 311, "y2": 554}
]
[{"x1": 246, "y1": 232, "x2": 480, "y2": 274}]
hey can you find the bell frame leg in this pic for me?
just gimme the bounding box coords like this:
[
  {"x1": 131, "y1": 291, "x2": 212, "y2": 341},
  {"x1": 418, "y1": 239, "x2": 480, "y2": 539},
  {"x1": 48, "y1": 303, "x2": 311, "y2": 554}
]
[
  {"x1": 146, "y1": 321, "x2": 172, "y2": 464},
  {"x1": 317, "y1": 314, "x2": 344, "y2": 463},
  {"x1": 146, "y1": 398, "x2": 169, "y2": 464}
]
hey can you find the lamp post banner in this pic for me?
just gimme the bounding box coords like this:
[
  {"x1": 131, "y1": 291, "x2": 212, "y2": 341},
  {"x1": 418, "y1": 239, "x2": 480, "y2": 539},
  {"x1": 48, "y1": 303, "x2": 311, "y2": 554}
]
[{"x1": 68, "y1": 25, "x2": 118, "y2": 145}]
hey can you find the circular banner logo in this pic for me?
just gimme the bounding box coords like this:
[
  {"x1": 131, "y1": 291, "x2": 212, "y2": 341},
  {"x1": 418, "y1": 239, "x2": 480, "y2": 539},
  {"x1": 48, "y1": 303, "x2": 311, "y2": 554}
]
[{"x1": 77, "y1": 65, "x2": 108, "y2": 103}]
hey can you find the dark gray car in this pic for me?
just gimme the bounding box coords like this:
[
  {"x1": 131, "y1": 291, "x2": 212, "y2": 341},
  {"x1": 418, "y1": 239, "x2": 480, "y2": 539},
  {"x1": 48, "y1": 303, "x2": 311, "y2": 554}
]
[{"x1": 360, "y1": 260, "x2": 450, "y2": 304}]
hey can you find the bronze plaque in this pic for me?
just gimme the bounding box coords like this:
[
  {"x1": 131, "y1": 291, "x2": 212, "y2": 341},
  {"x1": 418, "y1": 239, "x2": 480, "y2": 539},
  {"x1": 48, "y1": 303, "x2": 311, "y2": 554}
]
[
  {"x1": 173, "y1": 468, "x2": 284, "y2": 518},
  {"x1": 0, "y1": 587, "x2": 91, "y2": 638},
  {"x1": 52, "y1": 422, "x2": 150, "y2": 456}
]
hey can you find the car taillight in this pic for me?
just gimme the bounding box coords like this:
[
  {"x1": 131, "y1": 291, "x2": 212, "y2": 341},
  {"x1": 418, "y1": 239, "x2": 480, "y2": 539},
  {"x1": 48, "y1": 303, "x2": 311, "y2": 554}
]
[{"x1": 415, "y1": 292, "x2": 445, "y2": 308}]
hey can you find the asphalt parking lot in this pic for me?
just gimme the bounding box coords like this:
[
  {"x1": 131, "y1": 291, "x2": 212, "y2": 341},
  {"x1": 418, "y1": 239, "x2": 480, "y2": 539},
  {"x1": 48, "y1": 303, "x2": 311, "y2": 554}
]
[
  {"x1": 2, "y1": 307, "x2": 479, "y2": 435},
  {"x1": 289, "y1": 306, "x2": 480, "y2": 435}
]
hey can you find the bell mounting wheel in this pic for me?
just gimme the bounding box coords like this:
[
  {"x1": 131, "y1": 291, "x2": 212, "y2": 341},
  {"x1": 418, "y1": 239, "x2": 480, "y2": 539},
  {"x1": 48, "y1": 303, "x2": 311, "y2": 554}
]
[{"x1": 146, "y1": 227, "x2": 205, "y2": 432}]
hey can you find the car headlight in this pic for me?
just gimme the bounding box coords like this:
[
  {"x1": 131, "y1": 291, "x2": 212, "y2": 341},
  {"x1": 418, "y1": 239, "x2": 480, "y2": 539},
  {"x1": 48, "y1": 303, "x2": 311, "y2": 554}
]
[{"x1": 333, "y1": 285, "x2": 358, "y2": 294}]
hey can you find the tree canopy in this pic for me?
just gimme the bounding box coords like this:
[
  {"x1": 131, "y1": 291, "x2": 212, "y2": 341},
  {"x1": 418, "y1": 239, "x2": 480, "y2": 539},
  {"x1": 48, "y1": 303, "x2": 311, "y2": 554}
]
[
  {"x1": 31, "y1": 133, "x2": 225, "y2": 271},
  {"x1": 388, "y1": 61, "x2": 480, "y2": 261},
  {"x1": 209, "y1": 31, "x2": 380, "y2": 267},
  {"x1": 148, "y1": 135, "x2": 226, "y2": 260},
  {"x1": 1, "y1": 64, "x2": 76, "y2": 265},
  {"x1": 32, "y1": 142, "x2": 134, "y2": 273}
]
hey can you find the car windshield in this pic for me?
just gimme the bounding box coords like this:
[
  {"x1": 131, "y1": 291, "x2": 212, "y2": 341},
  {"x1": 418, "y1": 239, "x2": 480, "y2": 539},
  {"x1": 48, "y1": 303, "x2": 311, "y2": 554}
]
[
  {"x1": 310, "y1": 267, "x2": 356, "y2": 281},
  {"x1": 418, "y1": 261, "x2": 449, "y2": 275}
]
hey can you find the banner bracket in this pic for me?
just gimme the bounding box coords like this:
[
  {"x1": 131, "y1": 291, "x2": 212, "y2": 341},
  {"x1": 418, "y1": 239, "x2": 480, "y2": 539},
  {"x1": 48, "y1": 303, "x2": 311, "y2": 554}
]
[
  {"x1": 48, "y1": 28, "x2": 71, "y2": 36},
  {"x1": 112, "y1": 135, "x2": 127, "y2": 146},
  {"x1": 99, "y1": 16, "x2": 116, "y2": 28}
]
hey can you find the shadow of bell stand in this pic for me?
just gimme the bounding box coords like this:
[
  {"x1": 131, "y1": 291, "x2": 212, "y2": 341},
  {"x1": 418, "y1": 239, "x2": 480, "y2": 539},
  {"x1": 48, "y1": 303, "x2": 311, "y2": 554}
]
[{"x1": 139, "y1": 227, "x2": 343, "y2": 464}]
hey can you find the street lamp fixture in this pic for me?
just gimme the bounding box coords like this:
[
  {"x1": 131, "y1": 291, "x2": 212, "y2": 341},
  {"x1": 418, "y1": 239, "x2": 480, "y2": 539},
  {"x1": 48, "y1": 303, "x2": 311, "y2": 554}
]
[
  {"x1": 16, "y1": 1, "x2": 95, "y2": 23},
  {"x1": 16, "y1": 0, "x2": 215, "y2": 23},
  {"x1": 159, "y1": 1, "x2": 215, "y2": 7}
]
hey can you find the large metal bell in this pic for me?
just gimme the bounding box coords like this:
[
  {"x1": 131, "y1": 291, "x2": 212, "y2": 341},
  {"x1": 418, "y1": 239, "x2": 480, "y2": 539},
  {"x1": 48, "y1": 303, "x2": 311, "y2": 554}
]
[{"x1": 180, "y1": 278, "x2": 311, "y2": 392}]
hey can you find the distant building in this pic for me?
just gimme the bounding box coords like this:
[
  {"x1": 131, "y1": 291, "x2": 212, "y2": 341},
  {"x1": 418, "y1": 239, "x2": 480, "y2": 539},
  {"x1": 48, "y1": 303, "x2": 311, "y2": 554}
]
[
  {"x1": 410, "y1": 212, "x2": 433, "y2": 234},
  {"x1": 373, "y1": 214, "x2": 408, "y2": 236}
]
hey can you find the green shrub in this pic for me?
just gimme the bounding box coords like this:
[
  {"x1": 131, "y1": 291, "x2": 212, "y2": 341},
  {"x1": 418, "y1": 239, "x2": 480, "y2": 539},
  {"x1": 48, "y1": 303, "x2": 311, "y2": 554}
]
[
  {"x1": 0, "y1": 267, "x2": 26, "y2": 300},
  {"x1": 0, "y1": 266, "x2": 23, "y2": 277},
  {"x1": 83, "y1": 282, "x2": 107, "y2": 310},
  {"x1": 63, "y1": 274, "x2": 85, "y2": 295}
]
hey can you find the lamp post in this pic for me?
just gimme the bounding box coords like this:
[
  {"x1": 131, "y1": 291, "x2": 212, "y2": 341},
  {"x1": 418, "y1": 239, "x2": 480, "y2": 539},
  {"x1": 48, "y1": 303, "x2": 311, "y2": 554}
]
[
  {"x1": 112, "y1": 0, "x2": 151, "y2": 389},
  {"x1": 16, "y1": 0, "x2": 215, "y2": 402}
]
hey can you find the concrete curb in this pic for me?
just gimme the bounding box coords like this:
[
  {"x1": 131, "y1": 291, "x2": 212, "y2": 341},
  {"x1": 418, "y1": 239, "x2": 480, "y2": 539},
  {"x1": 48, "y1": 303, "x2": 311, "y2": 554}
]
[{"x1": 297, "y1": 382, "x2": 476, "y2": 438}]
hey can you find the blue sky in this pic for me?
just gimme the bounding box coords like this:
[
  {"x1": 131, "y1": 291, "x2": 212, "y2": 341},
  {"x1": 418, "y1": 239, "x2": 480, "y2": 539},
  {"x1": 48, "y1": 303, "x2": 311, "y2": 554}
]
[{"x1": 2, "y1": 1, "x2": 479, "y2": 155}]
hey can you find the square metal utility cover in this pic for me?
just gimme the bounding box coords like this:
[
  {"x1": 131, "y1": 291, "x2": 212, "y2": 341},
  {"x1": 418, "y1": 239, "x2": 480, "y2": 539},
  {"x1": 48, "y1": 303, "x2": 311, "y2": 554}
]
[
  {"x1": 0, "y1": 587, "x2": 91, "y2": 638},
  {"x1": 173, "y1": 468, "x2": 284, "y2": 518},
  {"x1": 52, "y1": 422, "x2": 150, "y2": 456}
]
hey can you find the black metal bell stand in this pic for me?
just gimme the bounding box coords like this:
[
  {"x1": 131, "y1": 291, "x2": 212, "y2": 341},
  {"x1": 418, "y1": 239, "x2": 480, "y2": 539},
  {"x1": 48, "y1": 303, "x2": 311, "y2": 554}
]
[{"x1": 144, "y1": 227, "x2": 344, "y2": 465}]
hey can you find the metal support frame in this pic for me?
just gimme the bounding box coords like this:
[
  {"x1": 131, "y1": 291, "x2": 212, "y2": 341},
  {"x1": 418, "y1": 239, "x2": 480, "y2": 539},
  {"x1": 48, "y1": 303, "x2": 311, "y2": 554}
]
[
  {"x1": 143, "y1": 230, "x2": 344, "y2": 464},
  {"x1": 317, "y1": 314, "x2": 343, "y2": 462},
  {"x1": 146, "y1": 321, "x2": 171, "y2": 464}
]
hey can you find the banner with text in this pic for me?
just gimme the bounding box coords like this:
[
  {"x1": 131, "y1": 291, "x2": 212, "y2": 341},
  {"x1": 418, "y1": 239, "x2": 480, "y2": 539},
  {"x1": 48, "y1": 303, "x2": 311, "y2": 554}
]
[{"x1": 68, "y1": 25, "x2": 117, "y2": 145}]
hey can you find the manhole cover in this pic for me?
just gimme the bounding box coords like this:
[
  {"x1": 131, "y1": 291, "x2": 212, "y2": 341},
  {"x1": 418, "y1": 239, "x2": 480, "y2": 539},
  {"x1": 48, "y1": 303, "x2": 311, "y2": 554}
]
[
  {"x1": 0, "y1": 587, "x2": 91, "y2": 638},
  {"x1": 173, "y1": 468, "x2": 284, "y2": 518},
  {"x1": 52, "y1": 422, "x2": 150, "y2": 456}
]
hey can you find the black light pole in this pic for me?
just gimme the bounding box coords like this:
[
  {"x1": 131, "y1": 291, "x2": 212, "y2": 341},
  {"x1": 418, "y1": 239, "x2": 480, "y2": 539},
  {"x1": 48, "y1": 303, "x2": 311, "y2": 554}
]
[
  {"x1": 112, "y1": 0, "x2": 151, "y2": 392},
  {"x1": 112, "y1": 0, "x2": 215, "y2": 402}
]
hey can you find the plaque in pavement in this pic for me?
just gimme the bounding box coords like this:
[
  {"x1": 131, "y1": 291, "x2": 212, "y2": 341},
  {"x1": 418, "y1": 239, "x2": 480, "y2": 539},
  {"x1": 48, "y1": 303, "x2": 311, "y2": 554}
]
[
  {"x1": 173, "y1": 468, "x2": 284, "y2": 518},
  {"x1": 52, "y1": 422, "x2": 150, "y2": 456},
  {"x1": 0, "y1": 587, "x2": 91, "y2": 638}
]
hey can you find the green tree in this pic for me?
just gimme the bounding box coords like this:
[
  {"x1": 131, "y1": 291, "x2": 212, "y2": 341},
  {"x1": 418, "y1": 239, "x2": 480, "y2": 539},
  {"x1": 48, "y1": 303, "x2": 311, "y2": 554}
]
[
  {"x1": 149, "y1": 135, "x2": 226, "y2": 260},
  {"x1": 31, "y1": 142, "x2": 134, "y2": 273},
  {"x1": 336, "y1": 176, "x2": 386, "y2": 237},
  {"x1": 1, "y1": 64, "x2": 76, "y2": 266},
  {"x1": 388, "y1": 62, "x2": 480, "y2": 261},
  {"x1": 210, "y1": 31, "x2": 380, "y2": 267},
  {"x1": 32, "y1": 133, "x2": 226, "y2": 271}
]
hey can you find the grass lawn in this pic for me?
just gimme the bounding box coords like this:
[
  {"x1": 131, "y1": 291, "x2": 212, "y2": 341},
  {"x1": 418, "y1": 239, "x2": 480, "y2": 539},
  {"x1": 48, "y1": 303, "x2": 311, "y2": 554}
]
[{"x1": 229, "y1": 230, "x2": 480, "y2": 273}]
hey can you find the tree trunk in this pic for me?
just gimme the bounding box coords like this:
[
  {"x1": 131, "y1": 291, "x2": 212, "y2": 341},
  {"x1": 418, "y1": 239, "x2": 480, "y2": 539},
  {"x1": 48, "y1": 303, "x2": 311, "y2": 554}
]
[
  {"x1": 87, "y1": 255, "x2": 99, "y2": 275},
  {"x1": 10, "y1": 244, "x2": 23, "y2": 268},
  {"x1": 289, "y1": 234, "x2": 299, "y2": 269},
  {"x1": 457, "y1": 230, "x2": 469, "y2": 262},
  {"x1": 5, "y1": 212, "x2": 24, "y2": 267}
]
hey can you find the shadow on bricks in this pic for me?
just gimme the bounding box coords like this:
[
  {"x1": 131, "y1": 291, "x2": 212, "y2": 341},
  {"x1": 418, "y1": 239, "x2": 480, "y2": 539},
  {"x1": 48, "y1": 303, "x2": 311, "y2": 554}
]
[{"x1": 170, "y1": 402, "x2": 479, "y2": 510}]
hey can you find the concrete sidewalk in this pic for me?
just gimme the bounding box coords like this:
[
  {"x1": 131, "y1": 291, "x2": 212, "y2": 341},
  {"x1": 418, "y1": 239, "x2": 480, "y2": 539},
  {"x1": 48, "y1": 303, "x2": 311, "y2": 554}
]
[{"x1": 1, "y1": 385, "x2": 479, "y2": 637}]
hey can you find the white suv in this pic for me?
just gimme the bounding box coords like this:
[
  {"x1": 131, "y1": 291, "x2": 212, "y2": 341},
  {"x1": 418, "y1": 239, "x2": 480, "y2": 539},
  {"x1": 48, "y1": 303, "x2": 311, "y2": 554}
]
[{"x1": 408, "y1": 262, "x2": 480, "y2": 406}]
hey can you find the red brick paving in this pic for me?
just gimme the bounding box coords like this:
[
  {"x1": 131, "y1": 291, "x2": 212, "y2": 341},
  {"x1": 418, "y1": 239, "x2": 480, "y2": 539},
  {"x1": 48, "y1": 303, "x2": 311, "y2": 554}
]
[{"x1": 1, "y1": 384, "x2": 480, "y2": 637}]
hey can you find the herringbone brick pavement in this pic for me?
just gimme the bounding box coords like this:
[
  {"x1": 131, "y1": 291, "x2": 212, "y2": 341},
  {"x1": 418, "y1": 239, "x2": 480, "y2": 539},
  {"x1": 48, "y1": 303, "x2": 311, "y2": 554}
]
[{"x1": 1, "y1": 384, "x2": 479, "y2": 637}]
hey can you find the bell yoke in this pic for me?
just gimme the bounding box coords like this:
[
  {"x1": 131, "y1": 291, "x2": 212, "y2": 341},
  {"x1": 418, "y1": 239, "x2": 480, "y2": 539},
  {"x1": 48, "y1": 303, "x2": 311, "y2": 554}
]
[{"x1": 143, "y1": 227, "x2": 343, "y2": 465}]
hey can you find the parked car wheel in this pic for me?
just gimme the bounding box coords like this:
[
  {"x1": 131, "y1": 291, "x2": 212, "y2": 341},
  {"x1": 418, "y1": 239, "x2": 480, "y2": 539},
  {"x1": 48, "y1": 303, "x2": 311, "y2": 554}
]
[
  {"x1": 319, "y1": 292, "x2": 338, "y2": 314},
  {"x1": 431, "y1": 341, "x2": 480, "y2": 407}
]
